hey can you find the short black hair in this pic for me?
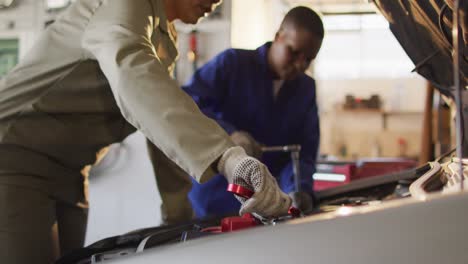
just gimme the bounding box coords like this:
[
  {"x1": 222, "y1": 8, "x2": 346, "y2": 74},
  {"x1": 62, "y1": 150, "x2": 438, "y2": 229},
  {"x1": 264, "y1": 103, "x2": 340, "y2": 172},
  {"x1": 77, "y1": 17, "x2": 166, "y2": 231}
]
[{"x1": 281, "y1": 6, "x2": 324, "y2": 39}]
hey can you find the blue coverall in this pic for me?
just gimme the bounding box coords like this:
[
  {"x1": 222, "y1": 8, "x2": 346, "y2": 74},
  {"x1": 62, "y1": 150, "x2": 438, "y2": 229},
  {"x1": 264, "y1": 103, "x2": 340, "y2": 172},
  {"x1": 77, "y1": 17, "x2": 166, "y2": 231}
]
[{"x1": 182, "y1": 42, "x2": 320, "y2": 218}]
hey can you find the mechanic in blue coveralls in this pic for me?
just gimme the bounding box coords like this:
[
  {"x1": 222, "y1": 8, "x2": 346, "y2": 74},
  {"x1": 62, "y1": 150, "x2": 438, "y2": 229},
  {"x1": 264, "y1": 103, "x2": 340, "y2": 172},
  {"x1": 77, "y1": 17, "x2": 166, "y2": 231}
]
[{"x1": 183, "y1": 6, "x2": 324, "y2": 218}]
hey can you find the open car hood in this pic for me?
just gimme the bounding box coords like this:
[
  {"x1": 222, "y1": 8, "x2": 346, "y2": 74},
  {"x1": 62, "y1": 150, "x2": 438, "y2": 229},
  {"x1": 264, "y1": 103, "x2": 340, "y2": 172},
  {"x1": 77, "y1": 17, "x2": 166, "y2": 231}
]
[{"x1": 373, "y1": 0, "x2": 467, "y2": 96}]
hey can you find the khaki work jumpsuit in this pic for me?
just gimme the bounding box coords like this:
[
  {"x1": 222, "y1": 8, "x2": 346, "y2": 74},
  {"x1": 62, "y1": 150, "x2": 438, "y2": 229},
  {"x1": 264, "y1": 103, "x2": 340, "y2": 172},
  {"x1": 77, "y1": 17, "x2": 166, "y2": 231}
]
[{"x1": 0, "y1": 0, "x2": 233, "y2": 263}]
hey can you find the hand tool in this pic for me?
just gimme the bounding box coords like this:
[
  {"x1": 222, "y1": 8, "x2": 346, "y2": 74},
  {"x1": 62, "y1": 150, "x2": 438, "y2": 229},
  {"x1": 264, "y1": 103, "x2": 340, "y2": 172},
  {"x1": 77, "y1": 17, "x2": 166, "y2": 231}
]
[{"x1": 261, "y1": 145, "x2": 302, "y2": 193}]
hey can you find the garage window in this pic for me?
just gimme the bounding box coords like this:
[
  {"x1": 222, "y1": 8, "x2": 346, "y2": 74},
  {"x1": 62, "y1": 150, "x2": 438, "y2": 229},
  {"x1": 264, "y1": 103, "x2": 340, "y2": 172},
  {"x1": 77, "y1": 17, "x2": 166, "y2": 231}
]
[{"x1": 314, "y1": 14, "x2": 415, "y2": 79}]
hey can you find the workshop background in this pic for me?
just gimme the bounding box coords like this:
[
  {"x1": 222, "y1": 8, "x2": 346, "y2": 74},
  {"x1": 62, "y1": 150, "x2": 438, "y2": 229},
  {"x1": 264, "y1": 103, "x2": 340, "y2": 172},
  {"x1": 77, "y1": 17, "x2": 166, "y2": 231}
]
[{"x1": 0, "y1": 0, "x2": 450, "y2": 245}]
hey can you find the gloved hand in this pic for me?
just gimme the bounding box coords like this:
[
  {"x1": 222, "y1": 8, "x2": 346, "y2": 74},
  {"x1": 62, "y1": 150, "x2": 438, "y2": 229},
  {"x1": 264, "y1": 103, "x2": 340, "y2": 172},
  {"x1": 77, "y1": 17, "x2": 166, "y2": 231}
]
[
  {"x1": 218, "y1": 146, "x2": 291, "y2": 217},
  {"x1": 289, "y1": 191, "x2": 314, "y2": 213},
  {"x1": 230, "y1": 131, "x2": 263, "y2": 159}
]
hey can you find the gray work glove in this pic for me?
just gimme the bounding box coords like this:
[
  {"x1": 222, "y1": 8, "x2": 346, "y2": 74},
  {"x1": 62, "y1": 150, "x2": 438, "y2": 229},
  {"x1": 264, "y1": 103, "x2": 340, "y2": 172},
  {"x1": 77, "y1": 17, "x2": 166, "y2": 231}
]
[
  {"x1": 218, "y1": 146, "x2": 291, "y2": 217},
  {"x1": 289, "y1": 191, "x2": 314, "y2": 213},
  {"x1": 230, "y1": 131, "x2": 263, "y2": 159}
]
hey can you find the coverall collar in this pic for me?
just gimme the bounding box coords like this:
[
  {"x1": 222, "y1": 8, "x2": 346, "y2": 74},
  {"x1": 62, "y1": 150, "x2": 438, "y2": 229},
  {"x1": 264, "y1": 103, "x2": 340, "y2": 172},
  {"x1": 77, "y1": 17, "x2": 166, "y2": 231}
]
[{"x1": 256, "y1": 42, "x2": 276, "y2": 80}]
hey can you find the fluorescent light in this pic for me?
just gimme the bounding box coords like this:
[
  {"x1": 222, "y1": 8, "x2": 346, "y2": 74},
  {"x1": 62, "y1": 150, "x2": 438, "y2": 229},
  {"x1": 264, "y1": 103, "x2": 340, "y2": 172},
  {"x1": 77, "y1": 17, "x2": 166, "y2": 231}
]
[
  {"x1": 313, "y1": 173, "x2": 347, "y2": 182},
  {"x1": 46, "y1": 0, "x2": 71, "y2": 9}
]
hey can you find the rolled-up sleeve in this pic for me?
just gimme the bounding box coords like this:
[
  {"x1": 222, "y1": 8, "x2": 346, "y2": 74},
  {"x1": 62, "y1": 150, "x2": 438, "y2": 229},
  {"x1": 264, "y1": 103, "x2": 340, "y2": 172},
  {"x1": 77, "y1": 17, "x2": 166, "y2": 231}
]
[{"x1": 81, "y1": 0, "x2": 233, "y2": 181}]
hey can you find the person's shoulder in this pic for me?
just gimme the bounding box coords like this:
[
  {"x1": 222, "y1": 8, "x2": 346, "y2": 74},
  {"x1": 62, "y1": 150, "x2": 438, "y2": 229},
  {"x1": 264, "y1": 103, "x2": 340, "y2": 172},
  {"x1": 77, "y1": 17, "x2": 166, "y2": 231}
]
[
  {"x1": 219, "y1": 48, "x2": 256, "y2": 59},
  {"x1": 214, "y1": 48, "x2": 256, "y2": 66},
  {"x1": 292, "y1": 74, "x2": 317, "y2": 99},
  {"x1": 297, "y1": 74, "x2": 316, "y2": 88}
]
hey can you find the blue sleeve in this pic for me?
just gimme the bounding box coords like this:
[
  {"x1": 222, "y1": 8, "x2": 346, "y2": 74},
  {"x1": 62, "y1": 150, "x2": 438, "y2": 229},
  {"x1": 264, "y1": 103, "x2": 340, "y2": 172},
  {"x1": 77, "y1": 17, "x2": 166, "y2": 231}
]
[
  {"x1": 182, "y1": 50, "x2": 237, "y2": 134},
  {"x1": 279, "y1": 82, "x2": 320, "y2": 196}
]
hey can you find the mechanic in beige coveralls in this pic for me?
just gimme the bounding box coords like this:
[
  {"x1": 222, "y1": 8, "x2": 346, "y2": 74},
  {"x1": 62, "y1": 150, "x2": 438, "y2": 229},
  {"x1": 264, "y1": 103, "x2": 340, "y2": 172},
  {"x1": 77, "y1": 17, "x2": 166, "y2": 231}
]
[{"x1": 0, "y1": 0, "x2": 292, "y2": 263}]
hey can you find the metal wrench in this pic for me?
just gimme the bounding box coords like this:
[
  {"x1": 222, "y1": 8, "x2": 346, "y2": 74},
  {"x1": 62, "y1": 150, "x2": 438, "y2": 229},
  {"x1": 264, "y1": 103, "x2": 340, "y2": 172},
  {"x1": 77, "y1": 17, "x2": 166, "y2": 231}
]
[{"x1": 261, "y1": 144, "x2": 302, "y2": 193}]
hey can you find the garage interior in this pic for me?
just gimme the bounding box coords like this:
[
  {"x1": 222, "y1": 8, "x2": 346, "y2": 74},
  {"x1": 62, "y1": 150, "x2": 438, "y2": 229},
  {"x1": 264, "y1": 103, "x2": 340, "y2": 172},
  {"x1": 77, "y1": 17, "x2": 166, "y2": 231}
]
[{"x1": 0, "y1": 0, "x2": 466, "y2": 263}]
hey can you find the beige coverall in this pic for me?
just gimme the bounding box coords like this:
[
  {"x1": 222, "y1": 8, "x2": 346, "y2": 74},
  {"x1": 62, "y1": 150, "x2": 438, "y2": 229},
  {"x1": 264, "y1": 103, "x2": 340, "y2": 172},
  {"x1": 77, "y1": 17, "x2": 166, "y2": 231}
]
[{"x1": 0, "y1": 0, "x2": 233, "y2": 263}]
